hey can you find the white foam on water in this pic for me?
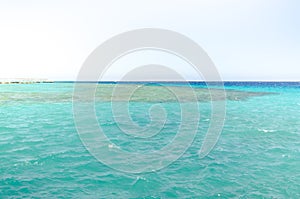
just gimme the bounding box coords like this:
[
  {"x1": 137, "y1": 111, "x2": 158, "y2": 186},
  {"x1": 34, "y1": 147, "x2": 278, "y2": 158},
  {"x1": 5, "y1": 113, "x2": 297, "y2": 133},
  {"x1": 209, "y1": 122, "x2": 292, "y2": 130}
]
[{"x1": 258, "y1": 128, "x2": 276, "y2": 133}]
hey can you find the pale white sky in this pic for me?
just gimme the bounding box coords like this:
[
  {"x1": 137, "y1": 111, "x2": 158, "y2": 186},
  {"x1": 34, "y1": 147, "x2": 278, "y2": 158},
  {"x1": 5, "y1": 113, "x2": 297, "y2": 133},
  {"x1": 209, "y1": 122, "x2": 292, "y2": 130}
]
[{"x1": 0, "y1": 0, "x2": 299, "y2": 81}]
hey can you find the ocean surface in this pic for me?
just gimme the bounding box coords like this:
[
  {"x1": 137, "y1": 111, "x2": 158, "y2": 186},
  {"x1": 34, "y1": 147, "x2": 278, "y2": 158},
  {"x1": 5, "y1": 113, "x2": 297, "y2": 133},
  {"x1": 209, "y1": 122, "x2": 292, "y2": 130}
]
[{"x1": 0, "y1": 82, "x2": 299, "y2": 198}]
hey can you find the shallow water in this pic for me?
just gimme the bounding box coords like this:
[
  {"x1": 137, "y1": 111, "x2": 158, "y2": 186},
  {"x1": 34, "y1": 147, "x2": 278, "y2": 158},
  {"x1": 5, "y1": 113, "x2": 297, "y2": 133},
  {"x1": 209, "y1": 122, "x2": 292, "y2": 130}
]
[{"x1": 0, "y1": 82, "x2": 299, "y2": 198}]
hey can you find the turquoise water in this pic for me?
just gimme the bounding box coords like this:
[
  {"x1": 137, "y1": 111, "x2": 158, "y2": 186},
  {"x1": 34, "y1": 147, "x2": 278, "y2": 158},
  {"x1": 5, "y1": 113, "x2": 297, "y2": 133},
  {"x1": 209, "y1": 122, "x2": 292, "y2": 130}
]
[{"x1": 0, "y1": 83, "x2": 299, "y2": 198}]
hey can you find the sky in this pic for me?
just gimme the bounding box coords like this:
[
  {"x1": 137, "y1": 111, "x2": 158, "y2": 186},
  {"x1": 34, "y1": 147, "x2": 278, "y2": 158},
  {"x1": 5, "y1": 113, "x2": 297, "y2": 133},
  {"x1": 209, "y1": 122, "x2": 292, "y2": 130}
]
[{"x1": 0, "y1": 0, "x2": 299, "y2": 81}]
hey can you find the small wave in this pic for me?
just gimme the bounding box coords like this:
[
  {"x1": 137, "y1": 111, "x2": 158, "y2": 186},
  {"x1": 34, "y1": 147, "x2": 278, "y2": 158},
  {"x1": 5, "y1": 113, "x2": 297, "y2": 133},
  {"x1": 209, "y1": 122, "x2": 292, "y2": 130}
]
[
  {"x1": 131, "y1": 176, "x2": 147, "y2": 186},
  {"x1": 258, "y1": 128, "x2": 276, "y2": 133},
  {"x1": 108, "y1": 143, "x2": 120, "y2": 149}
]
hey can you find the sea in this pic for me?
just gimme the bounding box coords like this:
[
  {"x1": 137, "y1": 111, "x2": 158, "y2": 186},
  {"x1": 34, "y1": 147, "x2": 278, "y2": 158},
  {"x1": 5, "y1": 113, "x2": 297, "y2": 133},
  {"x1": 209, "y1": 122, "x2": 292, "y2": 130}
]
[{"x1": 0, "y1": 82, "x2": 299, "y2": 198}]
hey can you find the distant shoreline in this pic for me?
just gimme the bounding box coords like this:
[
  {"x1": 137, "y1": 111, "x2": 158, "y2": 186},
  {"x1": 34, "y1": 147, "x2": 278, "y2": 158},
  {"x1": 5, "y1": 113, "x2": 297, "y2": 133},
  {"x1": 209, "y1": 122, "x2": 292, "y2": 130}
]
[
  {"x1": 0, "y1": 79, "x2": 54, "y2": 84},
  {"x1": 0, "y1": 80, "x2": 299, "y2": 84}
]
